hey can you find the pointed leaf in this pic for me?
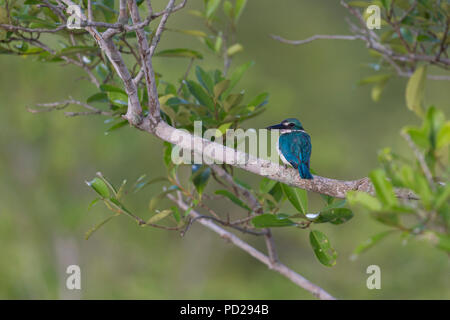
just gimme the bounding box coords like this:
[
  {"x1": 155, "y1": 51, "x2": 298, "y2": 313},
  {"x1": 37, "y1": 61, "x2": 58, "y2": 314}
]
[
  {"x1": 353, "y1": 230, "x2": 396, "y2": 256},
  {"x1": 309, "y1": 230, "x2": 337, "y2": 267},
  {"x1": 315, "y1": 208, "x2": 354, "y2": 225},
  {"x1": 215, "y1": 189, "x2": 251, "y2": 211},
  {"x1": 235, "y1": 0, "x2": 247, "y2": 23},
  {"x1": 155, "y1": 48, "x2": 203, "y2": 59},
  {"x1": 281, "y1": 184, "x2": 308, "y2": 214},
  {"x1": 405, "y1": 65, "x2": 427, "y2": 117},
  {"x1": 369, "y1": 169, "x2": 398, "y2": 207},
  {"x1": 223, "y1": 61, "x2": 254, "y2": 97},
  {"x1": 213, "y1": 79, "x2": 230, "y2": 100},
  {"x1": 195, "y1": 66, "x2": 214, "y2": 94},
  {"x1": 86, "y1": 177, "x2": 110, "y2": 198},
  {"x1": 191, "y1": 165, "x2": 211, "y2": 196},
  {"x1": 85, "y1": 213, "x2": 120, "y2": 240},
  {"x1": 147, "y1": 209, "x2": 173, "y2": 224},
  {"x1": 185, "y1": 80, "x2": 215, "y2": 110},
  {"x1": 205, "y1": 0, "x2": 221, "y2": 18},
  {"x1": 252, "y1": 213, "x2": 296, "y2": 228}
]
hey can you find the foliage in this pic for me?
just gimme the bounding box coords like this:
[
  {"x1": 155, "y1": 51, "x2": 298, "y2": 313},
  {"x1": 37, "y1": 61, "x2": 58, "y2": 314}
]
[{"x1": 353, "y1": 0, "x2": 449, "y2": 103}]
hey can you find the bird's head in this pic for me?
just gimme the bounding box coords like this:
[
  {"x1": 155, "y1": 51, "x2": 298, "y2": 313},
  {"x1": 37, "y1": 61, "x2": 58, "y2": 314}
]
[{"x1": 266, "y1": 118, "x2": 304, "y2": 132}]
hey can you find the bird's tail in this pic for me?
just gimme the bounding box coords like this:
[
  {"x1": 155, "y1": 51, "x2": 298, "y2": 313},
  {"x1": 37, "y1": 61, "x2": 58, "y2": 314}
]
[{"x1": 299, "y1": 163, "x2": 313, "y2": 180}]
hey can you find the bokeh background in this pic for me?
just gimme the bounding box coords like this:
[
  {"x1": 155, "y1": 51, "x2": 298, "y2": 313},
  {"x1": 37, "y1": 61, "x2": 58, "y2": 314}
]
[{"x1": 0, "y1": 0, "x2": 449, "y2": 299}]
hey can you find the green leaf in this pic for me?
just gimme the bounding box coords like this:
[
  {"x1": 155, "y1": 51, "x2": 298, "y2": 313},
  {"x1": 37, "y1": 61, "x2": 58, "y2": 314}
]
[
  {"x1": 105, "y1": 120, "x2": 128, "y2": 135},
  {"x1": 86, "y1": 177, "x2": 110, "y2": 198},
  {"x1": 155, "y1": 48, "x2": 203, "y2": 59},
  {"x1": 191, "y1": 165, "x2": 211, "y2": 196},
  {"x1": 425, "y1": 106, "x2": 445, "y2": 150},
  {"x1": 88, "y1": 198, "x2": 101, "y2": 210},
  {"x1": 85, "y1": 213, "x2": 120, "y2": 240},
  {"x1": 371, "y1": 211, "x2": 400, "y2": 227},
  {"x1": 252, "y1": 213, "x2": 296, "y2": 228},
  {"x1": 309, "y1": 230, "x2": 337, "y2": 267},
  {"x1": 133, "y1": 176, "x2": 168, "y2": 193},
  {"x1": 168, "y1": 28, "x2": 207, "y2": 38},
  {"x1": 163, "y1": 142, "x2": 173, "y2": 167},
  {"x1": 87, "y1": 92, "x2": 108, "y2": 103},
  {"x1": 213, "y1": 79, "x2": 230, "y2": 100},
  {"x1": 434, "y1": 233, "x2": 450, "y2": 253},
  {"x1": 259, "y1": 177, "x2": 277, "y2": 194},
  {"x1": 369, "y1": 169, "x2": 398, "y2": 207},
  {"x1": 100, "y1": 84, "x2": 126, "y2": 94},
  {"x1": 224, "y1": 93, "x2": 244, "y2": 112},
  {"x1": 227, "y1": 43, "x2": 243, "y2": 56},
  {"x1": 435, "y1": 184, "x2": 450, "y2": 211},
  {"x1": 218, "y1": 122, "x2": 232, "y2": 134},
  {"x1": 107, "y1": 91, "x2": 128, "y2": 107},
  {"x1": 358, "y1": 74, "x2": 391, "y2": 85},
  {"x1": 205, "y1": 0, "x2": 221, "y2": 18},
  {"x1": 214, "y1": 35, "x2": 223, "y2": 53},
  {"x1": 222, "y1": 61, "x2": 254, "y2": 97},
  {"x1": 405, "y1": 65, "x2": 427, "y2": 117},
  {"x1": 57, "y1": 46, "x2": 98, "y2": 57},
  {"x1": 185, "y1": 80, "x2": 215, "y2": 110},
  {"x1": 215, "y1": 189, "x2": 251, "y2": 211},
  {"x1": 402, "y1": 126, "x2": 429, "y2": 149},
  {"x1": 371, "y1": 79, "x2": 388, "y2": 102},
  {"x1": 147, "y1": 209, "x2": 173, "y2": 224},
  {"x1": 223, "y1": 0, "x2": 233, "y2": 19},
  {"x1": 188, "y1": 9, "x2": 204, "y2": 18},
  {"x1": 116, "y1": 179, "x2": 127, "y2": 199},
  {"x1": 436, "y1": 121, "x2": 450, "y2": 149},
  {"x1": 248, "y1": 92, "x2": 269, "y2": 108},
  {"x1": 425, "y1": 231, "x2": 450, "y2": 253},
  {"x1": 95, "y1": 172, "x2": 118, "y2": 197},
  {"x1": 281, "y1": 184, "x2": 308, "y2": 214},
  {"x1": 315, "y1": 208, "x2": 354, "y2": 225},
  {"x1": 380, "y1": 0, "x2": 391, "y2": 9},
  {"x1": 353, "y1": 230, "x2": 396, "y2": 256},
  {"x1": 234, "y1": 0, "x2": 247, "y2": 22},
  {"x1": 195, "y1": 66, "x2": 214, "y2": 94},
  {"x1": 347, "y1": 191, "x2": 382, "y2": 211},
  {"x1": 172, "y1": 206, "x2": 181, "y2": 223}
]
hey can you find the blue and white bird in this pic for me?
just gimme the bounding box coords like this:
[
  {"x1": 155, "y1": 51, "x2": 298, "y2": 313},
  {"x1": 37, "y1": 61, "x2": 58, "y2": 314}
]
[{"x1": 266, "y1": 118, "x2": 313, "y2": 180}]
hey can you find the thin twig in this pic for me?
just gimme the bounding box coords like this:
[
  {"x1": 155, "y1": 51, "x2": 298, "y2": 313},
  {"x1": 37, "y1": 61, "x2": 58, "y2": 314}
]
[
  {"x1": 28, "y1": 98, "x2": 112, "y2": 116},
  {"x1": 270, "y1": 33, "x2": 364, "y2": 45},
  {"x1": 167, "y1": 194, "x2": 336, "y2": 300}
]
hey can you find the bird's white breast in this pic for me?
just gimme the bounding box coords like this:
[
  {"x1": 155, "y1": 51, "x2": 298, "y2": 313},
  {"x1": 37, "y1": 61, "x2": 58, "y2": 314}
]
[{"x1": 277, "y1": 139, "x2": 292, "y2": 166}]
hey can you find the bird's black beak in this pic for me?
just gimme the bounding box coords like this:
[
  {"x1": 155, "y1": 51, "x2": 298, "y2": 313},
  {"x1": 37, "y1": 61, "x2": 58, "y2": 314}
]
[{"x1": 266, "y1": 123, "x2": 284, "y2": 130}]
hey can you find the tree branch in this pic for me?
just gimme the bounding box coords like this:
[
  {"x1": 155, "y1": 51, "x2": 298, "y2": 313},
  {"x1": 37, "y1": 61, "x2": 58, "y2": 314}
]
[{"x1": 271, "y1": 1, "x2": 450, "y2": 80}]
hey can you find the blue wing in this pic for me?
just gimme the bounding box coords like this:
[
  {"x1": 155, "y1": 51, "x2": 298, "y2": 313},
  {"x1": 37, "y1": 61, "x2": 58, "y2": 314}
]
[{"x1": 278, "y1": 131, "x2": 311, "y2": 169}]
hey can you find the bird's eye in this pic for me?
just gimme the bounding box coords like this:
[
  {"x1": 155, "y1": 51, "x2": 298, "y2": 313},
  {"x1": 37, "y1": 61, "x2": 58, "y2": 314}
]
[{"x1": 288, "y1": 123, "x2": 295, "y2": 127}]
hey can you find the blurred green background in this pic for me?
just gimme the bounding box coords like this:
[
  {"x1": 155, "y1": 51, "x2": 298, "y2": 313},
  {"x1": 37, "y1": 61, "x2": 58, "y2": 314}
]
[{"x1": 0, "y1": 0, "x2": 449, "y2": 299}]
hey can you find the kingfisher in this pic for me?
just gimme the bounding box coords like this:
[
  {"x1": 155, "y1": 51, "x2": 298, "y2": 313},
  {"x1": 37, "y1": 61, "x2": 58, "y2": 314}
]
[{"x1": 266, "y1": 118, "x2": 313, "y2": 180}]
